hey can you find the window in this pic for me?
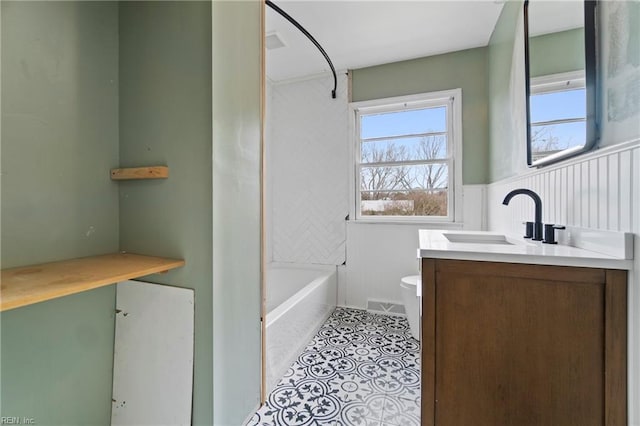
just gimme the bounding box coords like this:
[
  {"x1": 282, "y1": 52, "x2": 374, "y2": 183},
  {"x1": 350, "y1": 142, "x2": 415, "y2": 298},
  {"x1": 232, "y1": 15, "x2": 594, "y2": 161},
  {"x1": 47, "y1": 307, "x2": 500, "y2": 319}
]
[
  {"x1": 529, "y1": 71, "x2": 586, "y2": 162},
  {"x1": 350, "y1": 90, "x2": 462, "y2": 222}
]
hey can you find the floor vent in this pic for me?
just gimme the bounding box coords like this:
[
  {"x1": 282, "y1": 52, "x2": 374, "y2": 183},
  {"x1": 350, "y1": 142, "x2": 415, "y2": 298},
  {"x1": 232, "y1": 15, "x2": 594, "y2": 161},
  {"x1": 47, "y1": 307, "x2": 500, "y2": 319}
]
[{"x1": 367, "y1": 299, "x2": 406, "y2": 316}]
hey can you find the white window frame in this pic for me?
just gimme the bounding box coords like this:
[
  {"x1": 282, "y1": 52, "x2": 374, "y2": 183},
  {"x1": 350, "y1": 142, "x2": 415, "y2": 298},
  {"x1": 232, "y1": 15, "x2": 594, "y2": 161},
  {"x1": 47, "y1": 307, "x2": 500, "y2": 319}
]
[
  {"x1": 348, "y1": 89, "x2": 463, "y2": 224},
  {"x1": 530, "y1": 70, "x2": 585, "y2": 95}
]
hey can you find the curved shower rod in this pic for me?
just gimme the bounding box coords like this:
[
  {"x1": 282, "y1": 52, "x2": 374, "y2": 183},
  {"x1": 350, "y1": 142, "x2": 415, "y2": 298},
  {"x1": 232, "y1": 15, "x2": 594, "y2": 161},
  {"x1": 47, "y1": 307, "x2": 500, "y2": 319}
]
[{"x1": 266, "y1": 0, "x2": 337, "y2": 99}]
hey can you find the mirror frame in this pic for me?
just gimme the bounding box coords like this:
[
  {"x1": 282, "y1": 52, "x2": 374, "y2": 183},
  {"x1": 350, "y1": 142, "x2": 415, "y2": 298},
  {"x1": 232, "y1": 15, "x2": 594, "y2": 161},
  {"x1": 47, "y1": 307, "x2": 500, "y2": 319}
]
[{"x1": 524, "y1": 0, "x2": 598, "y2": 167}]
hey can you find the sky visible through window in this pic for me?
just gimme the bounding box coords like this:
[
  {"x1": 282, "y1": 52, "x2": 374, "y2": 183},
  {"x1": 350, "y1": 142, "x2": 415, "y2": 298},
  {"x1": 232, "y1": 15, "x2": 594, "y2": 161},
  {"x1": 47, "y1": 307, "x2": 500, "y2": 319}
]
[
  {"x1": 530, "y1": 88, "x2": 586, "y2": 153},
  {"x1": 361, "y1": 107, "x2": 446, "y2": 139},
  {"x1": 361, "y1": 107, "x2": 448, "y2": 162}
]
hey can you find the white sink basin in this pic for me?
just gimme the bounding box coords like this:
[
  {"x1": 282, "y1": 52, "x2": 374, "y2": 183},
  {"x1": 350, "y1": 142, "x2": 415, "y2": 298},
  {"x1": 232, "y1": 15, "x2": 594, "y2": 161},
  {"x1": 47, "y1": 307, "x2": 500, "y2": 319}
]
[
  {"x1": 442, "y1": 232, "x2": 514, "y2": 245},
  {"x1": 419, "y1": 229, "x2": 634, "y2": 270}
]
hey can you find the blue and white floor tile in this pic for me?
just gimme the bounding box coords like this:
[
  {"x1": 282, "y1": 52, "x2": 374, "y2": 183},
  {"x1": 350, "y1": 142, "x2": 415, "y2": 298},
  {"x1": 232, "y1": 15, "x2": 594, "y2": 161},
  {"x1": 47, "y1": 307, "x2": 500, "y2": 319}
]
[{"x1": 248, "y1": 308, "x2": 420, "y2": 426}]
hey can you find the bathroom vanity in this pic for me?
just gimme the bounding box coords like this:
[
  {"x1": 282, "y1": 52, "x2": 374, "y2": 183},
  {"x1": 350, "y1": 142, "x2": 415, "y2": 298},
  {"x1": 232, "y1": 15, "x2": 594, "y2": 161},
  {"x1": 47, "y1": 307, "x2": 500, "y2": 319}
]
[{"x1": 419, "y1": 230, "x2": 632, "y2": 426}]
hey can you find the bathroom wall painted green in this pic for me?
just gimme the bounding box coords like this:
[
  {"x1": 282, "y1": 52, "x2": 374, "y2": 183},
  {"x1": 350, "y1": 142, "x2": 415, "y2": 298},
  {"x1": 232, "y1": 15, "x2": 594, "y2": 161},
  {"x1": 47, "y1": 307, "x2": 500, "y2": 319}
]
[
  {"x1": 117, "y1": 2, "x2": 213, "y2": 425},
  {"x1": 487, "y1": 0, "x2": 527, "y2": 183},
  {"x1": 1, "y1": 2, "x2": 119, "y2": 424},
  {"x1": 0, "y1": 1, "x2": 120, "y2": 268},
  {"x1": 529, "y1": 28, "x2": 585, "y2": 78},
  {"x1": 211, "y1": 1, "x2": 262, "y2": 424},
  {"x1": 351, "y1": 47, "x2": 490, "y2": 185},
  {"x1": 0, "y1": 289, "x2": 117, "y2": 425}
]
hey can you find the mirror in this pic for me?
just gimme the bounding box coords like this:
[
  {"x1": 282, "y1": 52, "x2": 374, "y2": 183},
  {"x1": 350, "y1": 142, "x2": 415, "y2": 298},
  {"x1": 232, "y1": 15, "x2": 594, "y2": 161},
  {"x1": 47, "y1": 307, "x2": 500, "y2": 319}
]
[{"x1": 524, "y1": 0, "x2": 597, "y2": 167}]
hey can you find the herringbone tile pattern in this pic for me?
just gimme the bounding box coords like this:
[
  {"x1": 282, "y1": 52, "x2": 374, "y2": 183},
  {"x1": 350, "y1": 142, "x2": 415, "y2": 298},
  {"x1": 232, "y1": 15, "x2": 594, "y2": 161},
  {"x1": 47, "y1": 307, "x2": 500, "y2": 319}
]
[{"x1": 268, "y1": 73, "x2": 349, "y2": 266}]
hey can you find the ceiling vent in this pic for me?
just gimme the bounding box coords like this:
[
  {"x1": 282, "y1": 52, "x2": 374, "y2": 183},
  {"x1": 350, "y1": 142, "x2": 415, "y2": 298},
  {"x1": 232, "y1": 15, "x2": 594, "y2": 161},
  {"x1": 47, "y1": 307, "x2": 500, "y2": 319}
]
[{"x1": 266, "y1": 32, "x2": 286, "y2": 50}]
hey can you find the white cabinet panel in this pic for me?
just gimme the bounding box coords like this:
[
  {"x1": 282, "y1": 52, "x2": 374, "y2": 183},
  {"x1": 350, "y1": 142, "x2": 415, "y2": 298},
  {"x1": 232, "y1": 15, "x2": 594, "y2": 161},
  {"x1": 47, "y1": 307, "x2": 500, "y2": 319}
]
[{"x1": 111, "y1": 280, "x2": 194, "y2": 426}]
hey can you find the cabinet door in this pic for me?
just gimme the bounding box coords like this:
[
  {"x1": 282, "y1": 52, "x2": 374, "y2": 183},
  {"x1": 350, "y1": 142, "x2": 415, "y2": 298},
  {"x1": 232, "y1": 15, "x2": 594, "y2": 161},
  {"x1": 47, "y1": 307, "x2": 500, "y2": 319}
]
[{"x1": 431, "y1": 260, "x2": 607, "y2": 426}]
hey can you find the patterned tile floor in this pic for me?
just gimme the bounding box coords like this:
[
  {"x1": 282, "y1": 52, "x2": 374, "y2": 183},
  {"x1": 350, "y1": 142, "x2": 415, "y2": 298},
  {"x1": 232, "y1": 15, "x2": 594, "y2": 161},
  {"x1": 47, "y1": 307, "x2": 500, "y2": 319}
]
[{"x1": 248, "y1": 308, "x2": 421, "y2": 426}]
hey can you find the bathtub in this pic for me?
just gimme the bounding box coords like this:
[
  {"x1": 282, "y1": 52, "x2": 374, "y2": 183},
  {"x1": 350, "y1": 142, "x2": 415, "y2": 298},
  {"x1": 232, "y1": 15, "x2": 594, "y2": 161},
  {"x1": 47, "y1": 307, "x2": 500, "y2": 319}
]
[{"x1": 265, "y1": 263, "x2": 337, "y2": 394}]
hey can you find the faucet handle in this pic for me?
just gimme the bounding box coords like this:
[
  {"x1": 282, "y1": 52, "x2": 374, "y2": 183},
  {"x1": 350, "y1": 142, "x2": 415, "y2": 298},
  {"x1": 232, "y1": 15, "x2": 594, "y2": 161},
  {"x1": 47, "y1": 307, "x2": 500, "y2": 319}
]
[
  {"x1": 543, "y1": 224, "x2": 565, "y2": 244},
  {"x1": 522, "y1": 221, "x2": 533, "y2": 239}
]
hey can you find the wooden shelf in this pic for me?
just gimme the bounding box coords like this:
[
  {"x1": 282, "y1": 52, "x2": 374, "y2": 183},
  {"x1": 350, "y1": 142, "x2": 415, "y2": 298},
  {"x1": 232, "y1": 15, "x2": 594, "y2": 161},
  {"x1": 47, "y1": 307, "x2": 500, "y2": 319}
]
[
  {"x1": 0, "y1": 253, "x2": 185, "y2": 312},
  {"x1": 111, "y1": 166, "x2": 168, "y2": 180}
]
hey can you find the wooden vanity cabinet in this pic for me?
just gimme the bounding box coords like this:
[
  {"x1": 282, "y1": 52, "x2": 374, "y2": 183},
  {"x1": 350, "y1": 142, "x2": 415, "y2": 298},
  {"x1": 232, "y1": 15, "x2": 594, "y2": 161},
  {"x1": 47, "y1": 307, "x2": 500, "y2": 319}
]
[{"x1": 421, "y1": 258, "x2": 627, "y2": 426}]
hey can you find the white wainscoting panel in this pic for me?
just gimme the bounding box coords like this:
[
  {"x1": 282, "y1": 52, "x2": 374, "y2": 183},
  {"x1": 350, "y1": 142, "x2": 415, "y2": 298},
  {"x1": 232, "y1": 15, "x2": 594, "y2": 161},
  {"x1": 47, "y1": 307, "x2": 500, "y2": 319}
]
[
  {"x1": 487, "y1": 139, "x2": 640, "y2": 424},
  {"x1": 111, "y1": 280, "x2": 194, "y2": 426},
  {"x1": 343, "y1": 186, "x2": 484, "y2": 310},
  {"x1": 345, "y1": 222, "x2": 422, "y2": 309},
  {"x1": 487, "y1": 140, "x2": 639, "y2": 236},
  {"x1": 267, "y1": 73, "x2": 349, "y2": 266},
  {"x1": 461, "y1": 184, "x2": 487, "y2": 231}
]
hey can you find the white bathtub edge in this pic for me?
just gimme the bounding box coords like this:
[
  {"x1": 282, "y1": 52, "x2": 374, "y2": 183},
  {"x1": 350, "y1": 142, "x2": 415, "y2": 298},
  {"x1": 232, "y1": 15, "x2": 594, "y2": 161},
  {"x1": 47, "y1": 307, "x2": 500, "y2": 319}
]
[{"x1": 266, "y1": 272, "x2": 334, "y2": 327}]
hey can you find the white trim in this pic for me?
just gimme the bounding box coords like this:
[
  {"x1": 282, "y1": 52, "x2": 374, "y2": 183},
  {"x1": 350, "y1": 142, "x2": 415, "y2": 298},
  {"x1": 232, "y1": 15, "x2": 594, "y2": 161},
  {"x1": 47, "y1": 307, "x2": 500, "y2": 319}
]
[
  {"x1": 462, "y1": 184, "x2": 488, "y2": 231},
  {"x1": 348, "y1": 98, "x2": 357, "y2": 220},
  {"x1": 267, "y1": 68, "x2": 348, "y2": 87},
  {"x1": 346, "y1": 220, "x2": 464, "y2": 228},
  {"x1": 452, "y1": 88, "x2": 463, "y2": 224},
  {"x1": 348, "y1": 89, "x2": 463, "y2": 224},
  {"x1": 350, "y1": 89, "x2": 459, "y2": 111},
  {"x1": 530, "y1": 70, "x2": 585, "y2": 95}
]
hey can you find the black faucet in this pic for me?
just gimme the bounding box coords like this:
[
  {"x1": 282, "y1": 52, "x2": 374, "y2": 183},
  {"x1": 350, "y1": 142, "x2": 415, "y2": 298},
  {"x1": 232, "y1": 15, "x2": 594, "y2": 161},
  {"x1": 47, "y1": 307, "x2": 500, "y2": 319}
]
[{"x1": 502, "y1": 188, "x2": 543, "y2": 241}]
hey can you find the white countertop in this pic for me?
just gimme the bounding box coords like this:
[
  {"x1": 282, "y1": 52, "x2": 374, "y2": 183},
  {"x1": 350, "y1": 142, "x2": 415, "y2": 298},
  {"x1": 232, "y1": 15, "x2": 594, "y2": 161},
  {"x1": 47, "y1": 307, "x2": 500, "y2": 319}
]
[{"x1": 418, "y1": 230, "x2": 633, "y2": 270}]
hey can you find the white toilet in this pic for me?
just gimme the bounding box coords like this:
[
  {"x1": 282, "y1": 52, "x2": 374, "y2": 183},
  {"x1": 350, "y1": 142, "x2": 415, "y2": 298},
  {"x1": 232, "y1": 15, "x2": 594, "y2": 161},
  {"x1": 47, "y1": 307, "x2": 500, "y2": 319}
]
[{"x1": 400, "y1": 275, "x2": 421, "y2": 340}]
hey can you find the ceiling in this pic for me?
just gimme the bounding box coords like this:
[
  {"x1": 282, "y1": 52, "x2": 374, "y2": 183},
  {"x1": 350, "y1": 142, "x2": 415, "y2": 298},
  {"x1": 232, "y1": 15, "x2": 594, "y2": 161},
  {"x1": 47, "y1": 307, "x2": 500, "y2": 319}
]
[
  {"x1": 528, "y1": 0, "x2": 583, "y2": 37},
  {"x1": 265, "y1": 0, "x2": 505, "y2": 82}
]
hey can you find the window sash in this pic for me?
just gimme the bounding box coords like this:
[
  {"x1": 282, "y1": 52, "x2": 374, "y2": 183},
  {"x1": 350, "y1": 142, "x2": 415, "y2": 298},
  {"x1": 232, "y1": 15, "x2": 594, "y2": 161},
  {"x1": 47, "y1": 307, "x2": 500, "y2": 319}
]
[
  {"x1": 530, "y1": 70, "x2": 585, "y2": 95},
  {"x1": 531, "y1": 117, "x2": 586, "y2": 127},
  {"x1": 358, "y1": 158, "x2": 450, "y2": 168},
  {"x1": 355, "y1": 97, "x2": 454, "y2": 221},
  {"x1": 361, "y1": 135, "x2": 448, "y2": 164},
  {"x1": 361, "y1": 131, "x2": 447, "y2": 143},
  {"x1": 361, "y1": 188, "x2": 448, "y2": 194}
]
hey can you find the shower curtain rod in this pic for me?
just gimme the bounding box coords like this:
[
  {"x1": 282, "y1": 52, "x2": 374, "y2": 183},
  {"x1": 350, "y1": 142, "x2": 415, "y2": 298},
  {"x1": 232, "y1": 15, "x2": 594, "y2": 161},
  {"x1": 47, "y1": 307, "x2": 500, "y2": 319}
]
[{"x1": 266, "y1": 0, "x2": 337, "y2": 99}]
